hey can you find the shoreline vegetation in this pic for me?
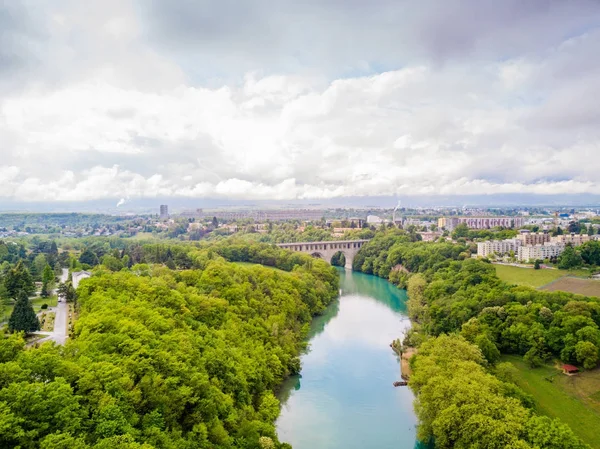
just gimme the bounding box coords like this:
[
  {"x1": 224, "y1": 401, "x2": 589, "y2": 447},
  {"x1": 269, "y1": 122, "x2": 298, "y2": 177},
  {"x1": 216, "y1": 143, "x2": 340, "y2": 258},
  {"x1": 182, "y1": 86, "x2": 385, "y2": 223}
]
[
  {"x1": 353, "y1": 229, "x2": 599, "y2": 448},
  {"x1": 2, "y1": 230, "x2": 599, "y2": 448},
  {"x1": 0, "y1": 241, "x2": 339, "y2": 449}
]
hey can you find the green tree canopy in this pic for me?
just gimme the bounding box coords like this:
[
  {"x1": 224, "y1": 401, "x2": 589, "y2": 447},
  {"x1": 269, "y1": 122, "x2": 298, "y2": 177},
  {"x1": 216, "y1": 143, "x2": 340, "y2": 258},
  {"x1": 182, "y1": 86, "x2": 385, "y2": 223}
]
[
  {"x1": 8, "y1": 290, "x2": 40, "y2": 334},
  {"x1": 4, "y1": 261, "x2": 35, "y2": 298}
]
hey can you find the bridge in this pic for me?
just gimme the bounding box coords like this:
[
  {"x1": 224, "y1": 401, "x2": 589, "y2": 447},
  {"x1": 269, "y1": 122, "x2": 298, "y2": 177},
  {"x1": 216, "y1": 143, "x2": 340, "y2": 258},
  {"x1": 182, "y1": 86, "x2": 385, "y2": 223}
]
[{"x1": 276, "y1": 239, "x2": 370, "y2": 269}]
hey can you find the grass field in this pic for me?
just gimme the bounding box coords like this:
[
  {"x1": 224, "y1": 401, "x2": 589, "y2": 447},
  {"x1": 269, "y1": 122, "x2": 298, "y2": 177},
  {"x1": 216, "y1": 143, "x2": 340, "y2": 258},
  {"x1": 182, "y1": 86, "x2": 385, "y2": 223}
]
[
  {"x1": 541, "y1": 277, "x2": 600, "y2": 298},
  {"x1": 1, "y1": 295, "x2": 58, "y2": 322},
  {"x1": 502, "y1": 355, "x2": 600, "y2": 448},
  {"x1": 494, "y1": 264, "x2": 589, "y2": 289}
]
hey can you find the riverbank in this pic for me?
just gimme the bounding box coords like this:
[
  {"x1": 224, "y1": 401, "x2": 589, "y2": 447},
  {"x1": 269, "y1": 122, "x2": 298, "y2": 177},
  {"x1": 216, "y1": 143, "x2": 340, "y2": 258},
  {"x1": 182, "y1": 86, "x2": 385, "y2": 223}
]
[
  {"x1": 401, "y1": 347, "x2": 416, "y2": 378},
  {"x1": 276, "y1": 268, "x2": 417, "y2": 449}
]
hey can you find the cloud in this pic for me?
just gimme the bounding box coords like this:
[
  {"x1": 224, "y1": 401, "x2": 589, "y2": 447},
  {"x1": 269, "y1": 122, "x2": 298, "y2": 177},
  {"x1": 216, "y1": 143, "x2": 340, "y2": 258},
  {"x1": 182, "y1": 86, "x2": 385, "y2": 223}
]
[{"x1": 0, "y1": 0, "x2": 599, "y2": 203}]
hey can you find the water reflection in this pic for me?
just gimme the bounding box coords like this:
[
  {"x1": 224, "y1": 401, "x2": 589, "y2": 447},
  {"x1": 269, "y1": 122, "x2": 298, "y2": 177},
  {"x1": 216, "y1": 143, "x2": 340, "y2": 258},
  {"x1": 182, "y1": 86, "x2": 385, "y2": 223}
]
[{"x1": 276, "y1": 268, "x2": 419, "y2": 449}]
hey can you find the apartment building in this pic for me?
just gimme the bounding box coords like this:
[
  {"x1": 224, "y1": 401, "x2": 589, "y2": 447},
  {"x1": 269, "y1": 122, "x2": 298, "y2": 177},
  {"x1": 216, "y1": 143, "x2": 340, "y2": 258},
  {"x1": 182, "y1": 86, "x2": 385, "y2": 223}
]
[
  {"x1": 550, "y1": 233, "x2": 592, "y2": 246},
  {"x1": 439, "y1": 216, "x2": 525, "y2": 230},
  {"x1": 477, "y1": 238, "x2": 522, "y2": 258},
  {"x1": 518, "y1": 243, "x2": 565, "y2": 262},
  {"x1": 517, "y1": 230, "x2": 551, "y2": 245}
]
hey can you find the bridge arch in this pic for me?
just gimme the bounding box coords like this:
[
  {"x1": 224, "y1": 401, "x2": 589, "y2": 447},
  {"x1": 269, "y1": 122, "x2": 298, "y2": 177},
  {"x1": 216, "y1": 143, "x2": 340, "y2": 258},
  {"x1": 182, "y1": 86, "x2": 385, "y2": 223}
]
[{"x1": 276, "y1": 239, "x2": 370, "y2": 269}]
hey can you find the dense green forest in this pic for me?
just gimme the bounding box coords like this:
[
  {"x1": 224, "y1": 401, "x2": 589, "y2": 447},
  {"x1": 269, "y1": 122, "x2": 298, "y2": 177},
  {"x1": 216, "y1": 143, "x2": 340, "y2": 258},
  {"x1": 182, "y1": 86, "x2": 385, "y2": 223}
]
[
  {"x1": 0, "y1": 242, "x2": 338, "y2": 448},
  {"x1": 353, "y1": 230, "x2": 599, "y2": 447}
]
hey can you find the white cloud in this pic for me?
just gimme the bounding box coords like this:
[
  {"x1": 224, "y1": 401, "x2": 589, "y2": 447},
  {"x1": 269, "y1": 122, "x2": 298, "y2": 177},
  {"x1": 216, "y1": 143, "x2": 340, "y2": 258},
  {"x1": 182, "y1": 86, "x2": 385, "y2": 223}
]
[{"x1": 0, "y1": 1, "x2": 599, "y2": 203}]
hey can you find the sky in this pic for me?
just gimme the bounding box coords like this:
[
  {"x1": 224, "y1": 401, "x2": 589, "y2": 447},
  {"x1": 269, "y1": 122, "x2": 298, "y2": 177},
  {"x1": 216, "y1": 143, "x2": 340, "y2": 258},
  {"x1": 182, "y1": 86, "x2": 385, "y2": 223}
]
[{"x1": 1, "y1": 0, "x2": 600, "y2": 208}]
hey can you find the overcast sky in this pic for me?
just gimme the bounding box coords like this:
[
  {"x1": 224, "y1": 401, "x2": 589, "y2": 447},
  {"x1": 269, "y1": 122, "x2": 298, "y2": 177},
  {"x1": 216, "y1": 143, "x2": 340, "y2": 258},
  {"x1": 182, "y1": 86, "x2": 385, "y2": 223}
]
[{"x1": 1, "y1": 0, "x2": 600, "y2": 205}]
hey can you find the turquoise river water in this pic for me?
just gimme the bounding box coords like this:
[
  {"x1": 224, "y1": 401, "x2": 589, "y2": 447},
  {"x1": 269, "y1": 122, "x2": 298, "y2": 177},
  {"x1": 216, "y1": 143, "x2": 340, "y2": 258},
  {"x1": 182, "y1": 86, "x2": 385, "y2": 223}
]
[{"x1": 276, "y1": 268, "x2": 421, "y2": 448}]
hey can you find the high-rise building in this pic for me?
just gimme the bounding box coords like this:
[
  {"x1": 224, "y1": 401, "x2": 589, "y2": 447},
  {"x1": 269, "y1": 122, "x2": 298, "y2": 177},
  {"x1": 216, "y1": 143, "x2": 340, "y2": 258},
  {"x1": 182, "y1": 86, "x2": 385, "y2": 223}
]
[{"x1": 160, "y1": 205, "x2": 169, "y2": 218}]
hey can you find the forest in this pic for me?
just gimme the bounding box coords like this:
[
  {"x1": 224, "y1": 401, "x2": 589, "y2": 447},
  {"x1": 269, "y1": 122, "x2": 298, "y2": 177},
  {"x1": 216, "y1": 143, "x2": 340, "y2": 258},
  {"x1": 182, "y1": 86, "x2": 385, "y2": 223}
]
[
  {"x1": 0, "y1": 242, "x2": 338, "y2": 449},
  {"x1": 353, "y1": 230, "x2": 599, "y2": 448}
]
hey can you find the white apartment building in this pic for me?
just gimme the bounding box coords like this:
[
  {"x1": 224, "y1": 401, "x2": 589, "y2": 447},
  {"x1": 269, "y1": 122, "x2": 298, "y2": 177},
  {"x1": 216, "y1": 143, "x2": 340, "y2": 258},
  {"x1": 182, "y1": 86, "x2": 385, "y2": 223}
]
[
  {"x1": 477, "y1": 238, "x2": 522, "y2": 258},
  {"x1": 518, "y1": 243, "x2": 565, "y2": 262}
]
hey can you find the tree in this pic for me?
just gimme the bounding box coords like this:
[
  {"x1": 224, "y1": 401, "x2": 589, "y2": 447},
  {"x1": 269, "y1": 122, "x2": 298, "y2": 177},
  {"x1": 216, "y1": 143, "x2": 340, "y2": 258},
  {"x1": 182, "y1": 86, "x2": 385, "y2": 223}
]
[
  {"x1": 568, "y1": 221, "x2": 581, "y2": 234},
  {"x1": 558, "y1": 244, "x2": 583, "y2": 269},
  {"x1": 57, "y1": 282, "x2": 76, "y2": 303},
  {"x1": 534, "y1": 259, "x2": 541, "y2": 270},
  {"x1": 41, "y1": 264, "x2": 55, "y2": 298},
  {"x1": 574, "y1": 341, "x2": 599, "y2": 370},
  {"x1": 32, "y1": 253, "x2": 48, "y2": 281},
  {"x1": 451, "y1": 223, "x2": 470, "y2": 239},
  {"x1": 212, "y1": 216, "x2": 219, "y2": 228},
  {"x1": 4, "y1": 261, "x2": 35, "y2": 298},
  {"x1": 79, "y1": 248, "x2": 99, "y2": 266},
  {"x1": 8, "y1": 290, "x2": 40, "y2": 334}
]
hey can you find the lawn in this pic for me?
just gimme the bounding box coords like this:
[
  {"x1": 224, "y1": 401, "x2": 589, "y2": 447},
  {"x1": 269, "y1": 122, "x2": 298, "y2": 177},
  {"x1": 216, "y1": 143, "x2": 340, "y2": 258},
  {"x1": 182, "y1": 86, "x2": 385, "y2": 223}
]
[
  {"x1": 502, "y1": 355, "x2": 600, "y2": 448},
  {"x1": 494, "y1": 264, "x2": 589, "y2": 289},
  {"x1": 1, "y1": 295, "x2": 58, "y2": 322},
  {"x1": 541, "y1": 277, "x2": 600, "y2": 298}
]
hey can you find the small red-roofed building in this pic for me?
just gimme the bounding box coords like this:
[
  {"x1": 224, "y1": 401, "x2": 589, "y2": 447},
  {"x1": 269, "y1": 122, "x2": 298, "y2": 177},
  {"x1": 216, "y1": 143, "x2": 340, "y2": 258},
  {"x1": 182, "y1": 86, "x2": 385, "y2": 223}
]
[{"x1": 562, "y1": 364, "x2": 579, "y2": 375}]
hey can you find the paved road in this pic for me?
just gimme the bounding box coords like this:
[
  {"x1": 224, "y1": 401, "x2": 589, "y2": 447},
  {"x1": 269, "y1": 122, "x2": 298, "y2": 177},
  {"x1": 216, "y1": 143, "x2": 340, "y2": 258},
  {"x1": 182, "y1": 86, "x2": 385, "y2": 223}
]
[
  {"x1": 30, "y1": 302, "x2": 68, "y2": 345},
  {"x1": 51, "y1": 301, "x2": 69, "y2": 344}
]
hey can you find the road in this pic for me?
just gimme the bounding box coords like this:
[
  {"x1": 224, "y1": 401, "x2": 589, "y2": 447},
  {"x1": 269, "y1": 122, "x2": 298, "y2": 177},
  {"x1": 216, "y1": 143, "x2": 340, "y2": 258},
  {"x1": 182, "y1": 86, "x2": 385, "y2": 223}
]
[{"x1": 30, "y1": 268, "x2": 71, "y2": 346}]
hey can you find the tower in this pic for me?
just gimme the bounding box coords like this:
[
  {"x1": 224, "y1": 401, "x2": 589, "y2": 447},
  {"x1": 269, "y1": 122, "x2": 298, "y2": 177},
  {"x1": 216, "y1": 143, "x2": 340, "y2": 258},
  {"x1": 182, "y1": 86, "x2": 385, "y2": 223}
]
[{"x1": 160, "y1": 205, "x2": 169, "y2": 218}]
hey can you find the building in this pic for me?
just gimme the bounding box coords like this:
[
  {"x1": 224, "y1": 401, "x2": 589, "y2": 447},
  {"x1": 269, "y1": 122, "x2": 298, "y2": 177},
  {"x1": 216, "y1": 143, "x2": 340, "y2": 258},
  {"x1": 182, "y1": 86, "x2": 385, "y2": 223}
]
[
  {"x1": 517, "y1": 243, "x2": 564, "y2": 262},
  {"x1": 517, "y1": 230, "x2": 551, "y2": 245},
  {"x1": 160, "y1": 205, "x2": 169, "y2": 218},
  {"x1": 196, "y1": 209, "x2": 324, "y2": 222},
  {"x1": 366, "y1": 215, "x2": 383, "y2": 224},
  {"x1": 438, "y1": 216, "x2": 524, "y2": 231},
  {"x1": 562, "y1": 364, "x2": 579, "y2": 375},
  {"x1": 551, "y1": 233, "x2": 591, "y2": 246},
  {"x1": 477, "y1": 238, "x2": 522, "y2": 258},
  {"x1": 72, "y1": 271, "x2": 92, "y2": 289},
  {"x1": 418, "y1": 231, "x2": 442, "y2": 242}
]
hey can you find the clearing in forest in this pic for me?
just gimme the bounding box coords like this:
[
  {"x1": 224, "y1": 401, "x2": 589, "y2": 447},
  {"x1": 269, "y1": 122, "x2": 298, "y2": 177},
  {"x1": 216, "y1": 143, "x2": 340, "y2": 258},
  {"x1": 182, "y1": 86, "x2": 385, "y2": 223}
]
[
  {"x1": 494, "y1": 264, "x2": 588, "y2": 289},
  {"x1": 502, "y1": 355, "x2": 600, "y2": 448},
  {"x1": 541, "y1": 277, "x2": 600, "y2": 298}
]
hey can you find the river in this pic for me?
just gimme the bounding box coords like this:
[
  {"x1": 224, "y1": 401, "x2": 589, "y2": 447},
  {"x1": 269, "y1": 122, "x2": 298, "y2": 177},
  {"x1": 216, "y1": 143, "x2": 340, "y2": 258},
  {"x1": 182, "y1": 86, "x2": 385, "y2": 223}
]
[{"x1": 276, "y1": 268, "x2": 420, "y2": 449}]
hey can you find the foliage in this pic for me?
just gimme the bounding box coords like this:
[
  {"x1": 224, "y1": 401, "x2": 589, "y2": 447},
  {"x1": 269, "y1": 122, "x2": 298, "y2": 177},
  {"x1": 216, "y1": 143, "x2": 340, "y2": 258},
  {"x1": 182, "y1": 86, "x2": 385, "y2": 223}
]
[
  {"x1": 410, "y1": 335, "x2": 589, "y2": 449},
  {"x1": 57, "y1": 282, "x2": 77, "y2": 303},
  {"x1": 41, "y1": 264, "x2": 56, "y2": 297},
  {"x1": 0, "y1": 242, "x2": 338, "y2": 448},
  {"x1": 8, "y1": 290, "x2": 40, "y2": 334},
  {"x1": 4, "y1": 261, "x2": 35, "y2": 298},
  {"x1": 558, "y1": 245, "x2": 584, "y2": 269},
  {"x1": 330, "y1": 251, "x2": 346, "y2": 267},
  {"x1": 580, "y1": 240, "x2": 600, "y2": 266},
  {"x1": 353, "y1": 238, "x2": 600, "y2": 446}
]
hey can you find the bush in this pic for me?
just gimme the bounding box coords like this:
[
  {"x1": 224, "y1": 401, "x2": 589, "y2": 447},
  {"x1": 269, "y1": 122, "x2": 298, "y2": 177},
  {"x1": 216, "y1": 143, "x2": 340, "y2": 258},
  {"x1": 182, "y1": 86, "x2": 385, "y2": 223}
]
[{"x1": 40, "y1": 304, "x2": 48, "y2": 310}]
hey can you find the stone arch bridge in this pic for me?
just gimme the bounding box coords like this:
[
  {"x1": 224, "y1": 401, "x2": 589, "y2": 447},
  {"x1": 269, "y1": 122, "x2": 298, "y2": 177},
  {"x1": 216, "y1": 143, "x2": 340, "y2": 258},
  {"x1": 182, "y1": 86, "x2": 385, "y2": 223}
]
[{"x1": 276, "y1": 240, "x2": 370, "y2": 269}]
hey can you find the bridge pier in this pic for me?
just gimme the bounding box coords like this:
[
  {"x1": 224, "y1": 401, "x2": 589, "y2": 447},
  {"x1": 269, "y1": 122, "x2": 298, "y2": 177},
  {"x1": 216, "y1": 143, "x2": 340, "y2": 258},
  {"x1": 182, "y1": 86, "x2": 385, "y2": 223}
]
[{"x1": 276, "y1": 239, "x2": 370, "y2": 270}]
